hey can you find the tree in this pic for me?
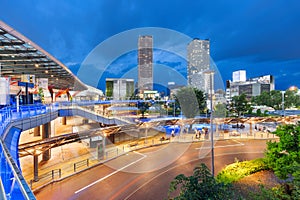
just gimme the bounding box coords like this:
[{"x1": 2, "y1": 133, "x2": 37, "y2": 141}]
[
  {"x1": 174, "y1": 87, "x2": 206, "y2": 118},
  {"x1": 265, "y1": 123, "x2": 300, "y2": 180},
  {"x1": 214, "y1": 103, "x2": 227, "y2": 118},
  {"x1": 285, "y1": 89, "x2": 300, "y2": 108},
  {"x1": 137, "y1": 101, "x2": 150, "y2": 118},
  {"x1": 229, "y1": 93, "x2": 250, "y2": 117},
  {"x1": 168, "y1": 163, "x2": 235, "y2": 200}
]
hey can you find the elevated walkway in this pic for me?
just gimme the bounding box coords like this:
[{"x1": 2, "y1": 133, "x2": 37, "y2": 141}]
[{"x1": 0, "y1": 102, "x2": 133, "y2": 200}]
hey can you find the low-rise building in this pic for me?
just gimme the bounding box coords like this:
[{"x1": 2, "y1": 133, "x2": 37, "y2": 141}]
[{"x1": 105, "y1": 78, "x2": 134, "y2": 100}]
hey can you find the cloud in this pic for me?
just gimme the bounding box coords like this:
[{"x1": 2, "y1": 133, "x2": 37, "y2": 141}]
[{"x1": 1, "y1": 0, "x2": 300, "y2": 90}]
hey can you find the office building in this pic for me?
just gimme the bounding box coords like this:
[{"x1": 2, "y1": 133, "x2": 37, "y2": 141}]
[
  {"x1": 187, "y1": 38, "x2": 210, "y2": 92},
  {"x1": 138, "y1": 35, "x2": 153, "y2": 92},
  {"x1": 232, "y1": 70, "x2": 246, "y2": 82},
  {"x1": 226, "y1": 70, "x2": 275, "y2": 102},
  {"x1": 105, "y1": 78, "x2": 134, "y2": 100}
]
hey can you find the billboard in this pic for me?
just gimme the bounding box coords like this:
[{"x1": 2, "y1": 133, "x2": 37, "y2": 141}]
[
  {"x1": 0, "y1": 77, "x2": 10, "y2": 105},
  {"x1": 37, "y1": 78, "x2": 48, "y2": 89}
]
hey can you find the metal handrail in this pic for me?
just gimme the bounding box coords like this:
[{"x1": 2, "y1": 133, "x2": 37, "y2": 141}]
[
  {"x1": 0, "y1": 177, "x2": 7, "y2": 200},
  {"x1": 0, "y1": 139, "x2": 36, "y2": 199}
]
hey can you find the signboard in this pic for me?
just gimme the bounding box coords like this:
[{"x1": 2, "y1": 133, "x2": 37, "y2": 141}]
[
  {"x1": 232, "y1": 70, "x2": 246, "y2": 82},
  {"x1": 0, "y1": 77, "x2": 10, "y2": 105},
  {"x1": 37, "y1": 78, "x2": 48, "y2": 89}
]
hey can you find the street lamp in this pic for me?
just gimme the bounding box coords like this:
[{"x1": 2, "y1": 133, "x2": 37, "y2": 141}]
[
  {"x1": 204, "y1": 70, "x2": 215, "y2": 176},
  {"x1": 281, "y1": 91, "x2": 285, "y2": 117}
]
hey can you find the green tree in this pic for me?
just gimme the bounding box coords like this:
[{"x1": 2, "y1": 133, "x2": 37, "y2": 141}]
[
  {"x1": 229, "y1": 93, "x2": 250, "y2": 117},
  {"x1": 168, "y1": 163, "x2": 235, "y2": 200},
  {"x1": 214, "y1": 103, "x2": 226, "y2": 118},
  {"x1": 265, "y1": 123, "x2": 300, "y2": 180},
  {"x1": 175, "y1": 87, "x2": 206, "y2": 118},
  {"x1": 285, "y1": 89, "x2": 300, "y2": 108},
  {"x1": 137, "y1": 101, "x2": 150, "y2": 118}
]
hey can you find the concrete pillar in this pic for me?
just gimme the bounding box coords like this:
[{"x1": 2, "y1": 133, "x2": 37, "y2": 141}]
[
  {"x1": 33, "y1": 154, "x2": 39, "y2": 182},
  {"x1": 97, "y1": 142, "x2": 104, "y2": 160},
  {"x1": 62, "y1": 117, "x2": 67, "y2": 125},
  {"x1": 42, "y1": 122, "x2": 51, "y2": 161},
  {"x1": 33, "y1": 126, "x2": 40, "y2": 137},
  {"x1": 249, "y1": 122, "x2": 253, "y2": 136}
]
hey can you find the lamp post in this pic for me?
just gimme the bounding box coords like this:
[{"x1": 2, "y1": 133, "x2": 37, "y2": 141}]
[
  {"x1": 281, "y1": 91, "x2": 285, "y2": 117},
  {"x1": 204, "y1": 70, "x2": 215, "y2": 176}
]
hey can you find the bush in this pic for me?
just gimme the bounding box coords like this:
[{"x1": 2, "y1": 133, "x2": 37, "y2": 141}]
[
  {"x1": 217, "y1": 158, "x2": 268, "y2": 184},
  {"x1": 168, "y1": 163, "x2": 235, "y2": 200}
]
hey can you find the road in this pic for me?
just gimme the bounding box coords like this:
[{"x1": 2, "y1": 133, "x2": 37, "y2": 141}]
[{"x1": 34, "y1": 139, "x2": 268, "y2": 200}]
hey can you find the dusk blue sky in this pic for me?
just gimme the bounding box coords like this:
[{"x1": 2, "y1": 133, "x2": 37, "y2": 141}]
[{"x1": 1, "y1": 0, "x2": 300, "y2": 91}]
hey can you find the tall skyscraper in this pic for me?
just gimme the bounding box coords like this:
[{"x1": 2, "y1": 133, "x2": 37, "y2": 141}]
[
  {"x1": 138, "y1": 35, "x2": 153, "y2": 92},
  {"x1": 187, "y1": 38, "x2": 210, "y2": 91}
]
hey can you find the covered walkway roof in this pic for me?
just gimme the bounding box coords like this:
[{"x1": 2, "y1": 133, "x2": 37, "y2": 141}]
[{"x1": 0, "y1": 20, "x2": 87, "y2": 90}]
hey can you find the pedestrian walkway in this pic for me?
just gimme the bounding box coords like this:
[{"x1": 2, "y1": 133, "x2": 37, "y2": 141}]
[{"x1": 18, "y1": 116, "x2": 279, "y2": 192}]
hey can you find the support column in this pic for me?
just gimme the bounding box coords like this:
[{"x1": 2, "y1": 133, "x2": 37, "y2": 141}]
[
  {"x1": 249, "y1": 122, "x2": 253, "y2": 136},
  {"x1": 33, "y1": 154, "x2": 39, "y2": 182},
  {"x1": 42, "y1": 122, "x2": 51, "y2": 161},
  {"x1": 33, "y1": 126, "x2": 40, "y2": 137},
  {"x1": 216, "y1": 123, "x2": 219, "y2": 137},
  {"x1": 62, "y1": 117, "x2": 67, "y2": 125}
]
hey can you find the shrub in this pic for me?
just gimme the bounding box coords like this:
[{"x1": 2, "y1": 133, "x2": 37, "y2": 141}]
[{"x1": 217, "y1": 158, "x2": 268, "y2": 184}]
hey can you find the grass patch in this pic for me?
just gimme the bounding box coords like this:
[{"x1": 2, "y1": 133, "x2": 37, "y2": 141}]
[{"x1": 217, "y1": 158, "x2": 269, "y2": 184}]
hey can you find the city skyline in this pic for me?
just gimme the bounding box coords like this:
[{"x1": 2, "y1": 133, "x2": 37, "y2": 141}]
[{"x1": 1, "y1": 1, "x2": 299, "y2": 90}]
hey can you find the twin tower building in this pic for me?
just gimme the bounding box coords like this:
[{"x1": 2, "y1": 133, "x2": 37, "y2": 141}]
[
  {"x1": 138, "y1": 35, "x2": 211, "y2": 94},
  {"x1": 106, "y1": 36, "x2": 211, "y2": 100}
]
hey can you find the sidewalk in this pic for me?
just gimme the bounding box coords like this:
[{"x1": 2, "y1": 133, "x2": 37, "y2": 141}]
[{"x1": 19, "y1": 116, "x2": 278, "y2": 192}]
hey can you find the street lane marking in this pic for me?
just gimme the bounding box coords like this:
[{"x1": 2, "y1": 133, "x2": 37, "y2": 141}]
[
  {"x1": 195, "y1": 140, "x2": 244, "y2": 149},
  {"x1": 74, "y1": 151, "x2": 147, "y2": 194},
  {"x1": 195, "y1": 143, "x2": 244, "y2": 149},
  {"x1": 124, "y1": 151, "x2": 264, "y2": 200}
]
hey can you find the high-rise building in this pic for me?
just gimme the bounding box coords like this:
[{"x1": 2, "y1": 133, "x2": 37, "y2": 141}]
[
  {"x1": 138, "y1": 35, "x2": 153, "y2": 92},
  {"x1": 187, "y1": 38, "x2": 210, "y2": 91}
]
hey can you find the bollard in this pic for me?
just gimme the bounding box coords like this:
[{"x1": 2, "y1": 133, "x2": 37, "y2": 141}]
[
  {"x1": 123, "y1": 145, "x2": 125, "y2": 152},
  {"x1": 74, "y1": 163, "x2": 76, "y2": 172},
  {"x1": 152, "y1": 139, "x2": 154, "y2": 145},
  {"x1": 59, "y1": 169, "x2": 61, "y2": 178},
  {"x1": 87, "y1": 159, "x2": 89, "y2": 167},
  {"x1": 117, "y1": 148, "x2": 119, "y2": 155},
  {"x1": 106, "y1": 152, "x2": 108, "y2": 159},
  {"x1": 52, "y1": 170, "x2": 54, "y2": 179},
  {"x1": 30, "y1": 180, "x2": 33, "y2": 189}
]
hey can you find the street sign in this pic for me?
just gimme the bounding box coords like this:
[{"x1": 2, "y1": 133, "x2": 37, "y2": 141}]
[{"x1": 18, "y1": 81, "x2": 34, "y2": 88}]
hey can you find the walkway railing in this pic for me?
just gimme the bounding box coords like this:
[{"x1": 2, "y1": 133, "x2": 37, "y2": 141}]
[{"x1": 0, "y1": 101, "x2": 135, "y2": 199}]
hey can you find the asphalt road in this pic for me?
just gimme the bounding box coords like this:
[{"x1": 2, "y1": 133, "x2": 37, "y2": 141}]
[{"x1": 34, "y1": 139, "x2": 268, "y2": 200}]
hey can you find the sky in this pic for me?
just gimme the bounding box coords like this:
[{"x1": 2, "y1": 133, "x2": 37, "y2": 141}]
[{"x1": 1, "y1": 0, "x2": 300, "y2": 91}]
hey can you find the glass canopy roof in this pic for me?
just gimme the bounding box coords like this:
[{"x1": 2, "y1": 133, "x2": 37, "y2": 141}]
[{"x1": 0, "y1": 20, "x2": 87, "y2": 90}]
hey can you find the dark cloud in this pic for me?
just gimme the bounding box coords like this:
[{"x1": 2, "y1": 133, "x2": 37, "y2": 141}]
[{"x1": 1, "y1": 0, "x2": 299, "y2": 90}]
